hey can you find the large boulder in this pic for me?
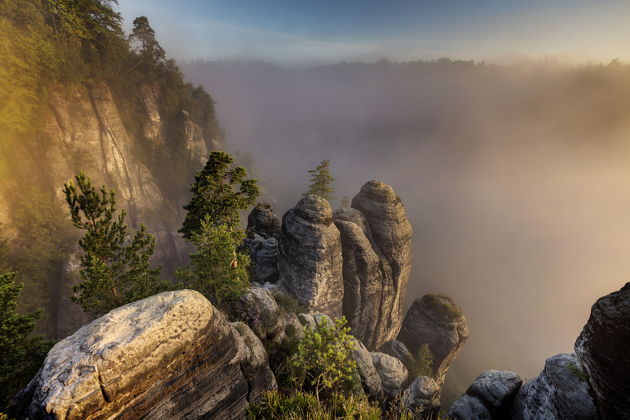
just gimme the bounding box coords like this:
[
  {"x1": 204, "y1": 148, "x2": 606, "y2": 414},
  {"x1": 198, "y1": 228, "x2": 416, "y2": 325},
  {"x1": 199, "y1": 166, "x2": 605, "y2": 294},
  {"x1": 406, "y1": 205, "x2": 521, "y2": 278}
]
[
  {"x1": 345, "y1": 181, "x2": 412, "y2": 348},
  {"x1": 226, "y1": 286, "x2": 283, "y2": 340},
  {"x1": 16, "y1": 290, "x2": 276, "y2": 419},
  {"x1": 465, "y1": 370, "x2": 522, "y2": 417},
  {"x1": 448, "y1": 395, "x2": 492, "y2": 420},
  {"x1": 378, "y1": 340, "x2": 413, "y2": 367},
  {"x1": 510, "y1": 353, "x2": 598, "y2": 420},
  {"x1": 279, "y1": 195, "x2": 344, "y2": 317},
  {"x1": 575, "y1": 282, "x2": 630, "y2": 419},
  {"x1": 397, "y1": 294, "x2": 469, "y2": 386},
  {"x1": 351, "y1": 338, "x2": 384, "y2": 400},
  {"x1": 371, "y1": 352, "x2": 409, "y2": 397},
  {"x1": 403, "y1": 376, "x2": 441, "y2": 418}
]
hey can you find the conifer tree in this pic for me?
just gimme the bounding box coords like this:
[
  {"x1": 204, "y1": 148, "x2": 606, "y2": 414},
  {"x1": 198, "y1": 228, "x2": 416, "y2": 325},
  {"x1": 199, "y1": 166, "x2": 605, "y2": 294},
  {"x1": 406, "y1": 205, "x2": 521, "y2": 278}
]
[
  {"x1": 0, "y1": 272, "x2": 53, "y2": 408},
  {"x1": 303, "y1": 160, "x2": 335, "y2": 201},
  {"x1": 180, "y1": 151, "x2": 259, "y2": 239},
  {"x1": 63, "y1": 172, "x2": 167, "y2": 315}
]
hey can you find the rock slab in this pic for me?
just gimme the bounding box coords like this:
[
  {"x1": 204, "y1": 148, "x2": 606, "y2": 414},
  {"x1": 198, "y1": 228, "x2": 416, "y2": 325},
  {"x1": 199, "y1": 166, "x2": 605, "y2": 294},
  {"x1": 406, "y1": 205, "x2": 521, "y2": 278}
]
[{"x1": 17, "y1": 290, "x2": 276, "y2": 419}]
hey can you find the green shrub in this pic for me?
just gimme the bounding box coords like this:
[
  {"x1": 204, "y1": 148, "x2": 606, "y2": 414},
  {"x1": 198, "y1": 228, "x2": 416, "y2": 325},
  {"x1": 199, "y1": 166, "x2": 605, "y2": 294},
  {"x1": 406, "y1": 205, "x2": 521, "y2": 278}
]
[
  {"x1": 272, "y1": 292, "x2": 307, "y2": 315},
  {"x1": 247, "y1": 390, "x2": 381, "y2": 420},
  {"x1": 408, "y1": 343, "x2": 434, "y2": 378},
  {"x1": 290, "y1": 317, "x2": 357, "y2": 401}
]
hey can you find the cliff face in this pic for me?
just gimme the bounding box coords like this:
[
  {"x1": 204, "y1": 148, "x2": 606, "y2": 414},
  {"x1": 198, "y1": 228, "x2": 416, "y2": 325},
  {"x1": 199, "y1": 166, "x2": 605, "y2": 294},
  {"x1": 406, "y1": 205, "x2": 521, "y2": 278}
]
[{"x1": 0, "y1": 80, "x2": 220, "y2": 337}]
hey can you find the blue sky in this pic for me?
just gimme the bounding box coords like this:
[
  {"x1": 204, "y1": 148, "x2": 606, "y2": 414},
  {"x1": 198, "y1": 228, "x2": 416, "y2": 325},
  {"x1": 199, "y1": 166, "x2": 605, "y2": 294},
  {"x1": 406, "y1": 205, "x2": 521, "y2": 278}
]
[{"x1": 117, "y1": 0, "x2": 630, "y2": 64}]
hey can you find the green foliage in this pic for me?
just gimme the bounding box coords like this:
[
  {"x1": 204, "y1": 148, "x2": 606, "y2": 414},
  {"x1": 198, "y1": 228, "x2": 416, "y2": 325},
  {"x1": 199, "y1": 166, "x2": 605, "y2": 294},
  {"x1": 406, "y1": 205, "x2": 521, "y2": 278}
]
[
  {"x1": 566, "y1": 361, "x2": 589, "y2": 382},
  {"x1": 423, "y1": 293, "x2": 463, "y2": 321},
  {"x1": 340, "y1": 196, "x2": 350, "y2": 208},
  {"x1": 303, "y1": 159, "x2": 335, "y2": 201},
  {"x1": 290, "y1": 317, "x2": 357, "y2": 402},
  {"x1": 408, "y1": 343, "x2": 434, "y2": 378},
  {"x1": 248, "y1": 390, "x2": 381, "y2": 420},
  {"x1": 63, "y1": 172, "x2": 167, "y2": 315},
  {"x1": 177, "y1": 220, "x2": 250, "y2": 306},
  {"x1": 180, "y1": 151, "x2": 259, "y2": 239},
  {"x1": 0, "y1": 272, "x2": 54, "y2": 409}
]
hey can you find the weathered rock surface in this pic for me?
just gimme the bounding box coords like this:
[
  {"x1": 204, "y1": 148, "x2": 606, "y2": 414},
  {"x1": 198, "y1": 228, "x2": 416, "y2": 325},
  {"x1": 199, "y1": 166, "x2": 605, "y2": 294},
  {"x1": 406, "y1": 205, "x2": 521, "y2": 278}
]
[
  {"x1": 371, "y1": 352, "x2": 409, "y2": 397},
  {"x1": 279, "y1": 195, "x2": 344, "y2": 317},
  {"x1": 448, "y1": 395, "x2": 492, "y2": 420},
  {"x1": 351, "y1": 338, "x2": 384, "y2": 400},
  {"x1": 510, "y1": 353, "x2": 598, "y2": 420},
  {"x1": 227, "y1": 287, "x2": 283, "y2": 340},
  {"x1": 378, "y1": 340, "x2": 413, "y2": 368},
  {"x1": 343, "y1": 181, "x2": 412, "y2": 349},
  {"x1": 464, "y1": 370, "x2": 522, "y2": 417},
  {"x1": 397, "y1": 294, "x2": 469, "y2": 386},
  {"x1": 17, "y1": 290, "x2": 276, "y2": 419},
  {"x1": 334, "y1": 207, "x2": 389, "y2": 350},
  {"x1": 575, "y1": 282, "x2": 630, "y2": 420},
  {"x1": 247, "y1": 203, "x2": 282, "y2": 239},
  {"x1": 403, "y1": 376, "x2": 441, "y2": 417}
]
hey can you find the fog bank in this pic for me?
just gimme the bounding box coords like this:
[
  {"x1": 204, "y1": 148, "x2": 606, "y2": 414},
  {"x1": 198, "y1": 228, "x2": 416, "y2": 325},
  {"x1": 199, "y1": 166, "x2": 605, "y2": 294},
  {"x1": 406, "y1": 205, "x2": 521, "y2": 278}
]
[{"x1": 182, "y1": 59, "x2": 630, "y2": 400}]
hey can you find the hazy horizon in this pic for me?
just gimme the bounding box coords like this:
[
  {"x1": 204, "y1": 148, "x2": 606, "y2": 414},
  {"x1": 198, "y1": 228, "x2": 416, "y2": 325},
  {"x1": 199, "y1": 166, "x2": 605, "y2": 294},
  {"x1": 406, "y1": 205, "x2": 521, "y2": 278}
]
[{"x1": 118, "y1": 0, "x2": 630, "y2": 65}]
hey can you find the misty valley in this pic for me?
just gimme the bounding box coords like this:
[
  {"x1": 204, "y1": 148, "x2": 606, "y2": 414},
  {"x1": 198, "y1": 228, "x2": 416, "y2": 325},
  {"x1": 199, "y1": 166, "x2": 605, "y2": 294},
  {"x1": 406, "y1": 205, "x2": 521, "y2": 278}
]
[{"x1": 1, "y1": 1, "x2": 630, "y2": 419}]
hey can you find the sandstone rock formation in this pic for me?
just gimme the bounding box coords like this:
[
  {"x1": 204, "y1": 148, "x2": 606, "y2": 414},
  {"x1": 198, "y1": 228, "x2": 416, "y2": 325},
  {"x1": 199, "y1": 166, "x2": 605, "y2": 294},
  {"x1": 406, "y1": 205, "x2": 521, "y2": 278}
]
[
  {"x1": 371, "y1": 352, "x2": 409, "y2": 398},
  {"x1": 575, "y1": 281, "x2": 630, "y2": 419},
  {"x1": 244, "y1": 204, "x2": 282, "y2": 284},
  {"x1": 336, "y1": 181, "x2": 412, "y2": 349},
  {"x1": 510, "y1": 353, "x2": 598, "y2": 420},
  {"x1": 378, "y1": 340, "x2": 413, "y2": 368},
  {"x1": 279, "y1": 195, "x2": 344, "y2": 317},
  {"x1": 16, "y1": 290, "x2": 276, "y2": 419},
  {"x1": 351, "y1": 338, "x2": 384, "y2": 400},
  {"x1": 403, "y1": 376, "x2": 441, "y2": 417},
  {"x1": 466, "y1": 370, "x2": 522, "y2": 415},
  {"x1": 397, "y1": 294, "x2": 469, "y2": 386},
  {"x1": 448, "y1": 394, "x2": 492, "y2": 420},
  {"x1": 449, "y1": 370, "x2": 522, "y2": 419}
]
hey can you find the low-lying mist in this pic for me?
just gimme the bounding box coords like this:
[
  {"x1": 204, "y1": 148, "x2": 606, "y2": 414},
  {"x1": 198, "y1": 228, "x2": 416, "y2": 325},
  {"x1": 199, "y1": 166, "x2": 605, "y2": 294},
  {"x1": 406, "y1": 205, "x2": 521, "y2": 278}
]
[{"x1": 182, "y1": 59, "x2": 630, "y2": 400}]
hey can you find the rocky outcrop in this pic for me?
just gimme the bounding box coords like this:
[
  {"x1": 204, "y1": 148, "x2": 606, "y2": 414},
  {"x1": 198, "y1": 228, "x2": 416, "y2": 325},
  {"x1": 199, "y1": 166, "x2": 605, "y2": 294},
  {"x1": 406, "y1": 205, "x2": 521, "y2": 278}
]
[
  {"x1": 378, "y1": 340, "x2": 413, "y2": 367},
  {"x1": 244, "y1": 204, "x2": 282, "y2": 284},
  {"x1": 227, "y1": 287, "x2": 283, "y2": 340},
  {"x1": 16, "y1": 290, "x2": 276, "y2": 419},
  {"x1": 397, "y1": 294, "x2": 469, "y2": 386},
  {"x1": 510, "y1": 353, "x2": 598, "y2": 420},
  {"x1": 351, "y1": 338, "x2": 384, "y2": 400},
  {"x1": 403, "y1": 376, "x2": 441, "y2": 417},
  {"x1": 575, "y1": 282, "x2": 630, "y2": 419},
  {"x1": 337, "y1": 181, "x2": 411, "y2": 349},
  {"x1": 371, "y1": 352, "x2": 409, "y2": 398},
  {"x1": 279, "y1": 195, "x2": 344, "y2": 317},
  {"x1": 466, "y1": 370, "x2": 522, "y2": 415},
  {"x1": 449, "y1": 370, "x2": 522, "y2": 419},
  {"x1": 247, "y1": 203, "x2": 282, "y2": 239},
  {"x1": 448, "y1": 395, "x2": 492, "y2": 420}
]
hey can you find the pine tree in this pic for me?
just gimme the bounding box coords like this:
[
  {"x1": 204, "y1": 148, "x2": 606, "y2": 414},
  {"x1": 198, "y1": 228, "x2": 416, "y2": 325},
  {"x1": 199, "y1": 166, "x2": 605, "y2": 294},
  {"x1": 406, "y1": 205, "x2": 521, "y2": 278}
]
[
  {"x1": 180, "y1": 151, "x2": 259, "y2": 239},
  {"x1": 0, "y1": 272, "x2": 54, "y2": 409},
  {"x1": 177, "y1": 220, "x2": 250, "y2": 306},
  {"x1": 129, "y1": 16, "x2": 166, "y2": 67},
  {"x1": 303, "y1": 160, "x2": 335, "y2": 201},
  {"x1": 63, "y1": 172, "x2": 167, "y2": 315}
]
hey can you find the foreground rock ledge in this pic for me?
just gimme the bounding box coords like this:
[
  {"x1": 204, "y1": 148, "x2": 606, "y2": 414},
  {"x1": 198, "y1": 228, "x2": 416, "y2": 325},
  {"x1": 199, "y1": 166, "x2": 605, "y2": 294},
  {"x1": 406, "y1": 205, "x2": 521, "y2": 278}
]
[{"x1": 15, "y1": 290, "x2": 276, "y2": 419}]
